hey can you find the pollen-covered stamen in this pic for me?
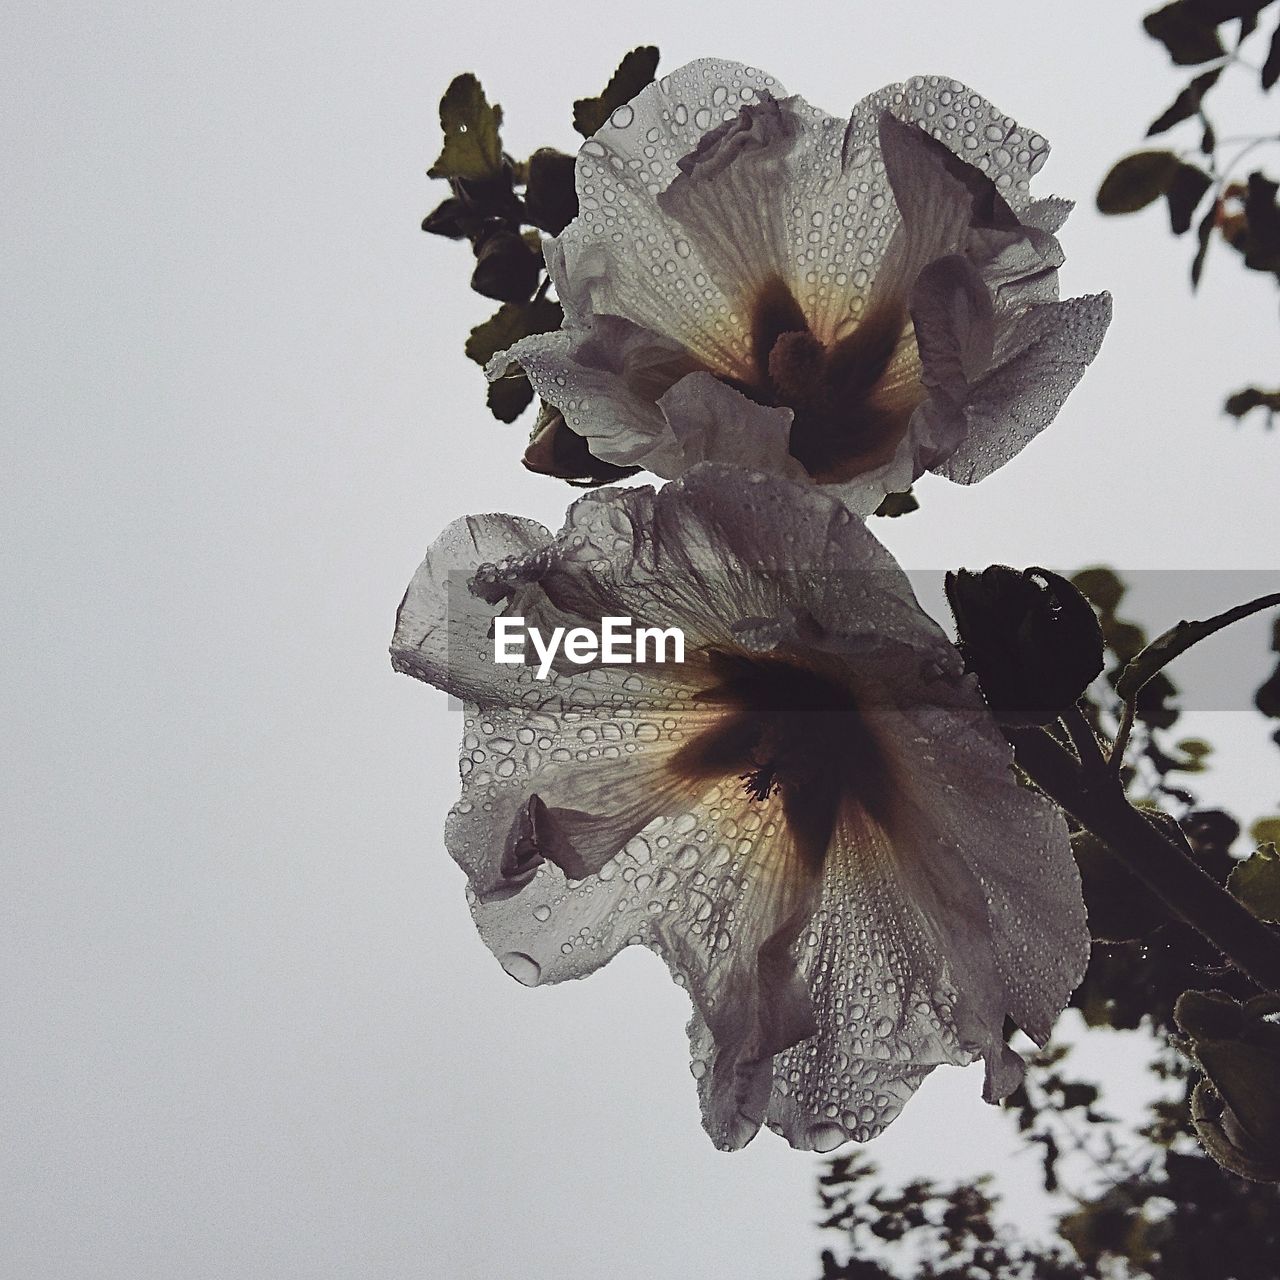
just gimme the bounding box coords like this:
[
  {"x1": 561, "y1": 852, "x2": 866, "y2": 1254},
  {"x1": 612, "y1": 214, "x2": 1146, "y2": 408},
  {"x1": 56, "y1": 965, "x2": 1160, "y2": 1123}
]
[
  {"x1": 739, "y1": 275, "x2": 922, "y2": 483},
  {"x1": 673, "y1": 650, "x2": 896, "y2": 869}
]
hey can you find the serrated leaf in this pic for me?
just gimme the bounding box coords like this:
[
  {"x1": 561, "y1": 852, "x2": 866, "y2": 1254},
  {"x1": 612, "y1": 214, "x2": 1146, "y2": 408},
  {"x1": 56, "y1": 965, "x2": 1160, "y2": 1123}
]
[
  {"x1": 573, "y1": 46, "x2": 660, "y2": 138},
  {"x1": 464, "y1": 298, "x2": 563, "y2": 367},
  {"x1": 1191, "y1": 200, "x2": 1217, "y2": 287},
  {"x1": 1264, "y1": 19, "x2": 1280, "y2": 89},
  {"x1": 1145, "y1": 2, "x2": 1226, "y2": 64},
  {"x1": 1252, "y1": 817, "x2": 1280, "y2": 846},
  {"x1": 1196, "y1": 1036, "x2": 1280, "y2": 1138},
  {"x1": 1166, "y1": 161, "x2": 1214, "y2": 232},
  {"x1": 872, "y1": 488, "x2": 919, "y2": 517},
  {"x1": 487, "y1": 373, "x2": 534, "y2": 422},
  {"x1": 1116, "y1": 591, "x2": 1280, "y2": 701},
  {"x1": 1231, "y1": 843, "x2": 1280, "y2": 922},
  {"x1": 1097, "y1": 151, "x2": 1181, "y2": 213},
  {"x1": 428, "y1": 74, "x2": 505, "y2": 182},
  {"x1": 1147, "y1": 68, "x2": 1222, "y2": 135}
]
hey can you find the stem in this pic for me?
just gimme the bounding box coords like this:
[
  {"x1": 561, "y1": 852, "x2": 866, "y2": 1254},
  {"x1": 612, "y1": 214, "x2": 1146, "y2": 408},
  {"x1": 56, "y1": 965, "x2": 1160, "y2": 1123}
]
[{"x1": 1008, "y1": 726, "x2": 1280, "y2": 993}]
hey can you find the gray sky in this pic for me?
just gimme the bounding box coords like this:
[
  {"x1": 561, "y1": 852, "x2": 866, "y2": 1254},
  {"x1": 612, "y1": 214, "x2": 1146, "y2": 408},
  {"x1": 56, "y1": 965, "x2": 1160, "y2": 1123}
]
[{"x1": 4, "y1": 1, "x2": 1278, "y2": 1277}]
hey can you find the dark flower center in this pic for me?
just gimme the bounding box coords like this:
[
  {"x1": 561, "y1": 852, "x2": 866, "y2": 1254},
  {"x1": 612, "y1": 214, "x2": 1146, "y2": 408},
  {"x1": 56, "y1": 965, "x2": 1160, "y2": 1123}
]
[
  {"x1": 670, "y1": 649, "x2": 896, "y2": 869},
  {"x1": 724, "y1": 275, "x2": 923, "y2": 483}
]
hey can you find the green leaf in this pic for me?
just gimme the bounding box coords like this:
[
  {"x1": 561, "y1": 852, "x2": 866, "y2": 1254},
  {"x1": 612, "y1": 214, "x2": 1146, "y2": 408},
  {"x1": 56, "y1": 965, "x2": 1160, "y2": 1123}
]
[
  {"x1": 428, "y1": 74, "x2": 505, "y2": 182},
  {"x1": 1251, "y1": 817, "x2": 1280, "y2": 846},
  {"x1": 1166, "y1": 162, "x2": 1214, "y2": 233},
  {"x1": 573, "y1": 46, "x2": 660, "y2": 138},
  {"x1": 872, "y1": 488, "x2": 919, "y2": 517},
  {"x1": 1097, "y1": 151, "x2": 1181, "y2": 213},
  {"x1": 1071, "y1": 567, "x2": 1126, "y2": 616},
  {"x1": 487, "y1": 373, "x2": 534, "y2": 422},
  {"x1": 1144, "y1": 2, "x2": 1226, "y2": 64},
  {"x1": 1147, "y1": 68, "x2": 1222, "y2": 135},
  {"x1": 464, "y1": 298, "x2": 563, "y2": 367},
  {"x1": 1115, "y1": 591, "x2": 1280, "y2": 701},
  {"x1": 1196, "y1": 1036, "x2": 1280, "y2": 1139},
  {"x1": 1264, "y1": 19, "x2": 1280, "y2": 89},
  {"x1": 1229, "y1": 843, "x2": 1280, "y2": 922}
]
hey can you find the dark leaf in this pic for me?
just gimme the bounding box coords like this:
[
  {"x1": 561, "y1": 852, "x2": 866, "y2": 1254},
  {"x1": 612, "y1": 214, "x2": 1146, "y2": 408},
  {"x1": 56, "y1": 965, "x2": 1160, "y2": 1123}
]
[
  {"x1": 523, "y1": 148, "x2": 579, "y2": 235},
  {"x1": 1097, "y1": 150, "x2": 1181, "y2": 213},
  {"x1": 487, "y1": 373, "x2": 534, "y2": 422},
  {"x1": 1147, "y1": 68, "x2": 1222, "y2": 135},
  {"x1": 1191, "y1": 200, "x2": 1217, "y2": 287},
  {"x1": 1228, "y1": 843, "x2": 1280, "y2": 921},
  {"x1": 1242, "y1": 171, "x2": 1280, "y2": 274},
  {"x1": 1225, "y1": 386, "x2": 1280, "y2": 421},
  {"x1": 1201, "y1": 118, "x2": 1217, "y2": 153},
  {"x1": 1256, "y1": 664, "x2": 1280, "y2": 716},
  {"x1": 470, "y1": 229, "x2": 541, "y2": 302},
  {"x1": 421, "y1": 195, "x2": 481, "y2": 240},
  {"x1": 1167, "y1": 161, "x2": 1214, "y2": 232},
  {"x1": 1184, "y1": 0, "x2": 1269, "y2": 21},
  {"x1": 464, "y1": 297, "x2": 563, "y2": 367},
  {"x1": 428, "y1": 74, "x2": 505, "y2": 182},
  {"x1": 1144, "y1": 2, "x2": 1227, "y2": 63},
  {"x1": 1265, "y1": 19, "x2": 1280, "y2": 88},
  {"x1": 573, "y1": 46, "x2": 660, "y2": 138},
  {"x1": 872, "y1": 488, "x2": 919, "y2": 517}
]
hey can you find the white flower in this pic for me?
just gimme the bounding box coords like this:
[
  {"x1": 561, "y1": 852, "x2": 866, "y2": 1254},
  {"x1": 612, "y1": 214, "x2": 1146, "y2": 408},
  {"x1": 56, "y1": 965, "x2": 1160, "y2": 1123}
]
[
  {"x1": 391, "y1": 466, "x2": 1088, "y2": 1151},
  {"x1": 491, "y1": 60, "x2": 1111, "y2": 514}
]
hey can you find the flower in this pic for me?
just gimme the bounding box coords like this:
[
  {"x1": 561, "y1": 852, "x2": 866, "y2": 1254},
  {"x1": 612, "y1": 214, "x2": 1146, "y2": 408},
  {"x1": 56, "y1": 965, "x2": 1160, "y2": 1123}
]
[
  {"x1": 391, "y1": 465, "x2": 1088, "y2": 1150},
  {"x1": 490, "y1": 60, "x2": 1111, "y2": 514}
]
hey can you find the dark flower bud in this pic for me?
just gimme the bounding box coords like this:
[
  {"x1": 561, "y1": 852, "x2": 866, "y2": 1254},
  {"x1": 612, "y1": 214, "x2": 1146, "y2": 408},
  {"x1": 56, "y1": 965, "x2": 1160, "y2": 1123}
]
[
  {"x1": 451, "y1": 163, "x2": 521, "y2": 220},
  {"x1": 523, "y1": 403, "x2": 640, "y2": 486},
  {"x1": 471, "y1": 228, "x2": 541, "y2": 303},
  {"x1": 944, "y1": 565, "x2": 1105, "y2": 725},
  {"x1": 523, "y1": 148, "x2": 579, "y2": 235}
]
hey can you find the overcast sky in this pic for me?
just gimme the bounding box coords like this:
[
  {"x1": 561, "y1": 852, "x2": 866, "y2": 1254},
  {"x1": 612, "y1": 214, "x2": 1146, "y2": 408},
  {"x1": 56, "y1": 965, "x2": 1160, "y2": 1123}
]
[{"x1": 4, "y1": 2, "x2": 1279, "y2": 1277}]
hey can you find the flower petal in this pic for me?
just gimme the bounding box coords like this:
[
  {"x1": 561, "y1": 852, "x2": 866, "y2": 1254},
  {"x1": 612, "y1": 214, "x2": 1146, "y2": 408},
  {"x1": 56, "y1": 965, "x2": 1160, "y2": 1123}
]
[
  {"x1": 934, "y1": 292, "x2": 1114, "y2": 484},
  {"x1": 390, "y1": 513, "x2": 550, "y2": 704}
]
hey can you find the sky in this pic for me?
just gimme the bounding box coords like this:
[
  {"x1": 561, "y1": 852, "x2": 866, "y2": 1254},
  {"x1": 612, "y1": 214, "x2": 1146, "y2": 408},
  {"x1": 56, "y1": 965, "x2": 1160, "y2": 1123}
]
[{"x1": 4, "y1": 1, "x2": 1278, "y2": 1277}]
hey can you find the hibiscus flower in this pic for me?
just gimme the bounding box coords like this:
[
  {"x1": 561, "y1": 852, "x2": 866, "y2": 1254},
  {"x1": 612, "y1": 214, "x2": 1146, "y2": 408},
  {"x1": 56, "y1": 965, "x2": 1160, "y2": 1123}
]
[
  {"x1": 491, "y1": 59, "x2": 1110, "y2": 514},
  {"x1": 391, "y1": 465, "x2": 1088, "y2": 1150}
]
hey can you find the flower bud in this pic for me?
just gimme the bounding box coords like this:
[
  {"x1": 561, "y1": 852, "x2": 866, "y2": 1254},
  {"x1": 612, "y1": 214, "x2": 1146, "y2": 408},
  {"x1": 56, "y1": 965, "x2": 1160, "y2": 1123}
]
[
  {"x1": 421, "y1": 196, "x2": 479, "y2": 240},
  {"x1": 523, "y1": 148, "x2": 579, "y2": 235},
  {"x1": 522, "y1": 403, "x2": 639, "y2": 485},
  {"x1": 945, "y1": 565, "x2": 1105, "y2": 725},
  {"x1": 471, "y1": 228, "x2": 541, "y2": 303}
]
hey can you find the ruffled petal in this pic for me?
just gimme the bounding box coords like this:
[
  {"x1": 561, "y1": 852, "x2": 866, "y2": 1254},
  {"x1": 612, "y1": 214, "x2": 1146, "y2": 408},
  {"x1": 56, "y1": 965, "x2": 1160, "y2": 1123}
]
[
  {"x1": 934, "y1": 292, "x2": 1113, "y2": 484},
  {"x1": 390, "y1": 513, "x2": 550, "y2": 704}
]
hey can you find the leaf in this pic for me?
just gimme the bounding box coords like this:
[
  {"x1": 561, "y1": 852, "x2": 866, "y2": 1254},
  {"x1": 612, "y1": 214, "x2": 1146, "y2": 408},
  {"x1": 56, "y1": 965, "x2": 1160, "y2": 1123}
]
[
  {"x1": 573, "y1": 46, "x2": 660, "y2": 138},
  {"x1": 1265, "y1": 19, "x2": 1280, "y2": 89},
  {"x1": 1144, "y1": 2, "x2": 1226, "y2": 64},
  {"x1": 1097, "y1": 151, "x2": 1181, "y2": 213},
  {"x1": 523, "y1": 148, "x2": 579, "y2": 235},
  {"x1": 1252, "y1": 817, "x2": 1280, "y2": 845},
  {"x1": 487, "y1": 373, "x2": 534, "y2": 423},
  {"x1": 464, "y1": 297, "x2": 563, "y2": 367},
  {"x1": 1225, "y1": 386, "x2": 1280, "y2": 420},
  {"x1": 1147, "y1": 68, "x2": 1222, "y2": 135},
  {"x1": 1201, "y1": 118, "x2": 1217, "y2": 152},
  {"x1": 1071, "y1": 567, "x2": 1126, "y2": 616},
  {"x1": 1196, "y1": 1036, "x2": 1280, "y2": 1138},
  {"x1": 1242, "y1": 171, "x2": 1280, "y2": 275},
  {"x1": 872, "y1": 488, "x2": 919, "y2": 517},
  {"x1": 1191, "y1": 200, "x2": 1217, "y2": 288},
  {"x1": 1231, "y1": 843, "x2": 1280, "y2": 922},
  {"x1": 1116, "y1": 591, "x2": 1280, "y2": 701},
  {"x1": 428, "y1": 74, "x2": 505, "y2": 182},
  {"x1": 1166, "y1": 161, "x2": 1214, "y2": 233}
]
